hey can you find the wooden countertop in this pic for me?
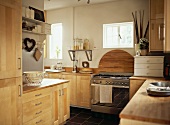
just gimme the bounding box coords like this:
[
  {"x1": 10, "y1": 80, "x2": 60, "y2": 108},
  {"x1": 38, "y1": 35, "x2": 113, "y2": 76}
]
[
  {"x1": 23, "y1": 78, "x2": 69, "y2": 93},
  {"x1": 120, "y1": 79, "x2": 170, "y2": 124}
]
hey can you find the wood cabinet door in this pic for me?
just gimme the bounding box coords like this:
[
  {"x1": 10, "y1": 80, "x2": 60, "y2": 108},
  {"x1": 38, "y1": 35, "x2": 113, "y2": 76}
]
[
  {"x1": 149, "y1": 19, "x2": 164, "y2": 51},
  {"x1": 150, "y1": 0, "x2": 164, "y2": 19},
  {"x1": 129, "y1": 79, "x2": 145, "y2": 99},
  {"x1": 0, "y1": 77, "x2": 22, "y2": 125},
  {"x1": 53, "y1": 83, "x2": 70, "y2": 125},
  {"x1": 0, "y1": 1, "x2": 22, "y2": 79},
  {"x1": 62, "y1": 74, "x2": 77, "y2": 106},
  {"x1": 164, "y1": 0, "x2": 170, "y2": 52},
  {"x1": 76, "y1": 75, "x2": 91, "y2": 108},
  {"x1": 47, "y1": 73, "x2": 62, "y2": 79}
]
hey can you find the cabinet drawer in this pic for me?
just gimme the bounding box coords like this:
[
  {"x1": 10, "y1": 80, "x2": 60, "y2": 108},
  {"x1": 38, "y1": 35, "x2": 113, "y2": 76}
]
[
  {"x1": 22, "y1": 87, "x2": 51, "y2": 103},
  {"x1": 135, "y1": 57, "x2": 164, "y2": 64},
  {"x1": 134, "y1": 64, "x2": 163, "y2": 69},
  {"x1": 23, "y1": 111, "x2": 52, "y2": 125},
  {"x1": 23, "y1": 95, "x2": 52, "y2": 123},
  {"x1": 134, "y1": 69, "x2": 163, "y2": 77}
]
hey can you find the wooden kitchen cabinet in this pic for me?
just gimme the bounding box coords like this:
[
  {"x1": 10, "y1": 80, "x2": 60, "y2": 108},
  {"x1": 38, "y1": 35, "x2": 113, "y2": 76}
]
[
  {"x1": 149, "y1": 0, "x2": 164, "y2": 52},
  {"x1": 0, "y1": 1, "x2": 22, "y2": 125},
  {"x1": 150, "y1": 0, "x2": 164, "y2": 19},
  {"x1": 0, "y1": 77, "x2": 22, "y2": 125},
  {"x1": 52, "y1": 82, "x2": 70, "y2": 125},
  {"x1": 149, "y1": 19, "x2": 164, "y2": 51},
  {"x1": 62, "y1": 73, "x2": 77, "y2": 106},
  {"x1": 22, "y1": 87, "x2": 52, "y2": 125},
  {"x1": 76, "y1": 75, "x2": 91, "y2": 108},
  {"x1": 129, "y1": 78, "x2": 146, "y2": 99},
  {"x1": 0, "y1": 1, "x2": 22, "y2": 79},
  {"x1": 164, "y1": 0, "x2": 170, "y2": 52},
  {"x1": 47, "y1": 72, "x2": 62, "y2": 79}
]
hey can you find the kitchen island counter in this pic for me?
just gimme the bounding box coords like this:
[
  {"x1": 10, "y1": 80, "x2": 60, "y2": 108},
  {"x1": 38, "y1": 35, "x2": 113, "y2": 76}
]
[
  {"x1": 120, "y1": 79, "x2": 170, "y2": 125},
  {"x1": 23, "y1": 78, "x2": 69, "y2": 93}
]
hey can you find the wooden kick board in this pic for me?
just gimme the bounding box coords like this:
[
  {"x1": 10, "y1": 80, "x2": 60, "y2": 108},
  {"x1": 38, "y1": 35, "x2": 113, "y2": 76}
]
[{"x1": 98, "y1": 50, "x2": 134, "y2": 73}]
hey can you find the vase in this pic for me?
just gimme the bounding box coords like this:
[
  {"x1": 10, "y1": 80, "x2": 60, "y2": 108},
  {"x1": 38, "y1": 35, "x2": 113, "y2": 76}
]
[
  {"x1": 140, "y1": 49, "x2": 148, "y2": 56},
  {"x1": 135, "y1": 44, "x2": 140, "y2": 56}
]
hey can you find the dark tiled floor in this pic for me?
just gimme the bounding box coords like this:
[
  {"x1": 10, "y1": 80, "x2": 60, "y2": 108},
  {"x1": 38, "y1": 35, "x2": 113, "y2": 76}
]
[{"x1": 65, "y1": 107, "x2": 120, "y2": 125}]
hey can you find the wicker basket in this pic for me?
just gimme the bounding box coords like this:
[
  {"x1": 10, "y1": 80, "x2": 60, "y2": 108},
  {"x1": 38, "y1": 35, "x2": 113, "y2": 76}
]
[{"x1": 23, "y1": 71, "x2": 44, "y2": 86}]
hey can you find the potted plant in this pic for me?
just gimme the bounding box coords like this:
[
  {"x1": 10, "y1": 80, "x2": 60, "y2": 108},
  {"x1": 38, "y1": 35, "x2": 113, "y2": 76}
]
[{"x1": 139, "y1": 38, "x2": 149, "y2": 56}]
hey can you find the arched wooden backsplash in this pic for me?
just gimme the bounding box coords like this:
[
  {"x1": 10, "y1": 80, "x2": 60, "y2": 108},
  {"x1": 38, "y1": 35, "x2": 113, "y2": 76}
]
[{"x1": 98, "y1": 50, "x2": 134, "y2": 73}]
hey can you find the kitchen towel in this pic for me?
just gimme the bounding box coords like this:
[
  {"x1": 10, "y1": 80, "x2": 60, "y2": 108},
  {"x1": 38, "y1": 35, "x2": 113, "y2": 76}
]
[
  {"x1": 100, "y1": 85, "x2": 112, "y2": 103},
  {"x1": 91, "y1": 84, "x2": 100, "y2": 104}
]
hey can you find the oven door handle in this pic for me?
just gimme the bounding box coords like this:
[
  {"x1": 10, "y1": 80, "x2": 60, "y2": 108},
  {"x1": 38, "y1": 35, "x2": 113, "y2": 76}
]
[{"x1": 113, "y1": 85, "x2": 129, "y2": 89}]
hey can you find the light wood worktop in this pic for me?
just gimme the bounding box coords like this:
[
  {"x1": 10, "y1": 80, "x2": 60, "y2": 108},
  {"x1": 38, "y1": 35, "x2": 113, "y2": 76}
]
[
  {"x1": 23, "y1": 78, "x2": 69, "y2": 93},
  {"x1": 120, "y1": 79, "x2": 170, "y2": 124}
]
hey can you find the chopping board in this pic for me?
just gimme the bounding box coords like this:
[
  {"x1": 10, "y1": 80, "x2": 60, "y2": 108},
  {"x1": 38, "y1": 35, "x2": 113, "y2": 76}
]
[
  {"x1": 33, "y1": 48, "x2": 42, "y2": 61},
  {"x1": 98, "y1": 50, "x2": 134, "y2": 73}
]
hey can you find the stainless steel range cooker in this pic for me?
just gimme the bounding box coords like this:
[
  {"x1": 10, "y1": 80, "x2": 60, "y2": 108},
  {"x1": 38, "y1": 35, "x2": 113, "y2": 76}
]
[{"x1": 91, "y1": 72, "x2": 133, "y2": 114}]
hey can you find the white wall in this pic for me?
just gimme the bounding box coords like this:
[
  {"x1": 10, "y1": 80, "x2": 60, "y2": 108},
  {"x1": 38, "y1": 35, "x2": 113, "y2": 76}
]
[
  {"x1": 44, "y1": 0, "x2": 149, "y2": 68},
  {"x1": 22, "y1": 0, "x2": 44, "y2": 10}
]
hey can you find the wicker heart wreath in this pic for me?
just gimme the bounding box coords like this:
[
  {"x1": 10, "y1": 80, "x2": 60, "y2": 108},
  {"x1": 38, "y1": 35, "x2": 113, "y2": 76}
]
[{"x1": 24, "y1": 38, "x2": 36, "y2": 52}]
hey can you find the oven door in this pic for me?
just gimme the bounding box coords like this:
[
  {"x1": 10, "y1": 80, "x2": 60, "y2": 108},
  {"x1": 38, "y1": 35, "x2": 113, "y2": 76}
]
[{"x1": 91, "y1": 84, "x2": 129, "y2": 114}]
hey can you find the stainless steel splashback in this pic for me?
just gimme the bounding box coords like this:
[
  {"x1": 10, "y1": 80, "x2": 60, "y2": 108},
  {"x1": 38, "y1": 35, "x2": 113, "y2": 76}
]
[{"x1": 22, "y1": 49, "x2": 44, "y2": 72}]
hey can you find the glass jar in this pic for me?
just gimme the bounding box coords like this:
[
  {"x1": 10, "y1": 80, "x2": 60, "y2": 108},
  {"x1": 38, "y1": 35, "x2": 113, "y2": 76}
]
[{"x1": 83, "y1": 39, "x2": 90, "y2": 50}]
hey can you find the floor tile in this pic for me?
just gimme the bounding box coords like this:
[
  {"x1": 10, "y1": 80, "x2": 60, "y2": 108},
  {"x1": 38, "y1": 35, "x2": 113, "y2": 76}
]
[
  {"x1": 76, "y1": 112, "x2": 91, "y2": 119},
  {"x1": 65, "y1": 121, "x2": 81, "y2": 125},
  {"x1": 87, "y1": 117, "x2": 103, "y2": 123},
  {"x1": 82, "y1": 121, "x2": 99, "y2": 125},
  {"x1": 69, "y1": 117, "x2": 87, "y2": 124}
]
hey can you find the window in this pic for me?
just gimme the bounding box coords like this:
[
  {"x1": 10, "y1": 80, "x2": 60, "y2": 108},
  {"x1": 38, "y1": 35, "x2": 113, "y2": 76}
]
[
  {"x1": 103, "y1": 22, "x2": 134, "y2": 48},
  {"x1": 49, "y1": 23, "x2": 62, "y2": 59}
]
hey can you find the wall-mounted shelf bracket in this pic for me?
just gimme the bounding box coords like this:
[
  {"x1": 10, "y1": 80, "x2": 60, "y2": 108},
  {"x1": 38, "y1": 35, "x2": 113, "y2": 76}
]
[{"x1": 68, "y1": 50, "x2": 92, "y2": 61}]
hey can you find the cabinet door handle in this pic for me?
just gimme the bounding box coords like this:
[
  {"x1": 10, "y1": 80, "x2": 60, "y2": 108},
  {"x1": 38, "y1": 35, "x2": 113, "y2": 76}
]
[
  {"x1": 59, "y1": 90, "x2": 61, "y2": 96},
  {"x1": 159, "y1": 24, "x2": 164, "y2": 41},
  {"x1": 18, "y1": 58, "x2": 21, "y2": 70},
  {"x1": 62, "y1": 89, "x2": 64, "y2": 95},
  {"x1": 18, "y1": 85, "x2": 22, "y2": 97}
]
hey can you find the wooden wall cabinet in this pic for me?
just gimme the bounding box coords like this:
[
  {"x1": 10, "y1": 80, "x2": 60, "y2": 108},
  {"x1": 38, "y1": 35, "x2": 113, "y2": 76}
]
[
  {"x1": 0, "y1": 1, "x2": 22, "y2": 79},
  {"x1": 52, "y1": 82, "x2": 70, "y2": 125},
  {"x1": 129, "y1": 78, "x2": 146, "y2": 99},
  {"x1": 164, "y1": 0, "x2": 170, "y2": 52},
  {"x1": 149, "y1": 0, "x2": 164, "y2": 52}
]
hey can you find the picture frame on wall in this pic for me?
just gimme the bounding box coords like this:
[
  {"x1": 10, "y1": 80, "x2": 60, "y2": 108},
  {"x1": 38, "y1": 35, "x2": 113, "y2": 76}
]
[{"x1": 29, "y1": 6, "x2": 45, "y2": 22}]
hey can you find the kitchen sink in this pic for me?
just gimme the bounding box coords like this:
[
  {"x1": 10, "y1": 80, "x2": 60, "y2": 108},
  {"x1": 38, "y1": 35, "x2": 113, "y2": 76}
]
[
  {"x1": 150, "y1": 82, "x2": 170, "y2": 88},
  {"x1": 146, "y1": 82, "x2": 170, "y2": 96}
]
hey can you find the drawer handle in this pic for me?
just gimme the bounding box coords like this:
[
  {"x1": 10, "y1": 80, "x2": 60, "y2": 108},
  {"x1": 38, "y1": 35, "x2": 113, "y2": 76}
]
[
  {"x1": 35, "y1": 102, "x2": 42, "y2": 106},
  {"x1": 36, "y1": 119, "x2": 42, "y2": 124},
  {"x1": 35, "y1": 110, "x2": 42, "y2": 115},
  {"x1": 35, "y1": 93, "x2": 42, "y2": 97}
]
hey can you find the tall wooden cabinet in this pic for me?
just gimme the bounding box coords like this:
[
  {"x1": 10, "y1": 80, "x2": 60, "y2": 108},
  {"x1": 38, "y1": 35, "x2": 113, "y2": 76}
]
[
  {"x1": 0, "y1": 1, "x2": 22, "y2": 125},
  {"x1": 149, "y1": 0, "x2": 164, "y2": 51}
]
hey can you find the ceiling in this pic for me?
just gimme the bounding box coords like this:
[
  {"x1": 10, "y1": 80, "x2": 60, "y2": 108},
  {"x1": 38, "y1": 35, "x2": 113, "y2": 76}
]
[{"x1": 44, "y1": 0, "x2": 118, "y2": 10}]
